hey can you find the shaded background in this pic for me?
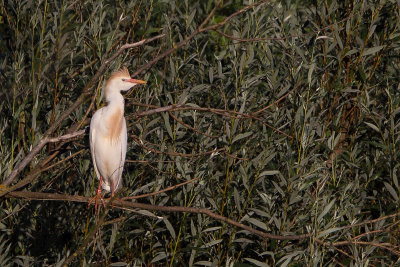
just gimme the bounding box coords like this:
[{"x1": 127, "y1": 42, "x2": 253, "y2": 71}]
[{"x1": 1, "y1": 0, "x2": 400, "y2": 265}]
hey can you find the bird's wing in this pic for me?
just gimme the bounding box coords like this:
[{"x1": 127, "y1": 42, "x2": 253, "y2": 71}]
[
  {"x1": 90, "y1": 112, "x2": 102, "y2": 181},
  {"x1": 113, "y1": 118, "x2": 127, "y2": 191}
]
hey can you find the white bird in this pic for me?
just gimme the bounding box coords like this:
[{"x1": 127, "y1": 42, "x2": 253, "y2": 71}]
[{"x1": 89, "y1": 67, "x2": 146, "y2": 207}]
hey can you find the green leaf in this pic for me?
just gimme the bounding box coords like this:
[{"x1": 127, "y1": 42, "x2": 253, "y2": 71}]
[
  {"x1": 200, "y1": 239, "x2": 222, "y2": 248},
  {"x1": 232, "y1": 132, "x2": 253, "y2": 144},
  {"x1": 317, "y1": 227, "x2": 343, "y2": 238},
  {"x1": 163, "y1": 217, "x2": 176, "y2": 239},
  {"x1": 259, "y1": 170, "x2": 280, "y2": 177},
  {"x1": 246, "y1": 217, "x2": 269, "y2": 231},
  {"x1": 361, "y1": 46, "x2": 384, "y2": 56},
  {"x1": 384, "y1": 182, "x2": 399, "y2": 201},
  {"x1": 318, "y1": 199, "x2": 335, "y2": 222},
  {"x1": 244, "y1": 258, "x2": 269, "y2": 267},
  {"x1": 364, "y1": 122, "x2": 380, "y2": 133},
  {"x1": 151, "y1": 252, "x2": 167, "y2": 263}
]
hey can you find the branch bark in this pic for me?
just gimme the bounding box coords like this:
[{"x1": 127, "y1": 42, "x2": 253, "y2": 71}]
[
  {"x1": 5, "y1": 189, "x2": 400, "y2": 256},
  {"x1": 2, "y1": 130, "x2": 85, "y2": 186},
  {"x1": 5, "y1": 190, "x2": 311, "y2": 241}
]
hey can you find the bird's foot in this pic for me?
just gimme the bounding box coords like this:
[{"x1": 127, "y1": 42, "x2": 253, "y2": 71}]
[
  {"x1": 88, "y1": 187, "x2": 105, "y2": 214},
  {"x1": 105, "y1": 182, "x2": 116, "y2": 209},
  {"x1": 104, "y1": 193, "x2": 116, "y2": 209}
]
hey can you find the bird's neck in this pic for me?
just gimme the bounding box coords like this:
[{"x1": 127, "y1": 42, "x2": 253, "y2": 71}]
[{"x1": 105, "y1": 92, "x2": 125, "y2": 114}]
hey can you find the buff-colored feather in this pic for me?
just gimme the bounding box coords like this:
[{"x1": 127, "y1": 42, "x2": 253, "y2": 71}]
[{"x1": 105, "y1": 67, "x2": 131, "y2": 97}]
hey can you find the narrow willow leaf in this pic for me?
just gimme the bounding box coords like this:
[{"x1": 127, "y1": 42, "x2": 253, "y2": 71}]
[
  {"x1": 108, "y1": 224, "x2": 118, "y2": 252},
  {"x1": 317, "y1": 227, "x2": 342, "y2": 238},
  {"x1": 110, "y1": 262, "x2": 129, "y2": 267},
  {"x1": 308, "y1": 63, "x2": 315, "y2": 84},
  {"x1": 244, "y1": 258, "x2": 269, "y2": 267},
  {"x1": 318, "y1": 199, "x2": 335, "y2": 222},
  {"x1": 272, "y1": 181, "x2": 284, "y2": 196},
  {"x1": 194, "y1": 261, "x2": 212, "y2": 266},
  {"x1": 362, "y1": 46, "x2": 384, "y2": 57},
  {"x1": 203, "y1": 226, "x2": 221, "y2": 233},
  {"x1": 259, "y1": 170, "x2": 280, "y2": 177},
  {"x1": 162, "y1": 113, "x2": 173, "y2": 139},
  {"x1": 163, "y1": 217, "x2": 176, "y2": 239},
  {"x1": 151, "y1": 252, "x2": 167, "y2": 263},
  {"x1": 232, "y1": 132, "x2": 253, "y2": 144},
  {"x1": 239, "y1": 52, "x2": 246, "y2": 73},
  {"x1": 232, "y1": 238, "x2": 254, "y2": 243},
  {"x1": 393, "y1": 168, "x2": 399, "y2": 190},
  {"x1": 187, "y1": 9, "x2": 196, "y2": 26},
  {"x1": 368, "y1": 25, "x2": 376, "y2": 39},
  {"x1": 191, "y1": 84, "x2": 209, "y2": 93},
  {"x1": 234, "y1": 187, "x2": 241, "y2": 213},
  {"x1": 135, "y1": 209, "x2": 158, "y2": 218},
  {"x1": 364, "y1": 122, "x2": 380, "y2": 133},
  {"x1": 277, "y1": 251, "x2": 303, "y2": 267},
  {"x1": 246, "y1": 217, "x2": 268, "y2": 231},
  {"x1": 384, "y1": 182, "x2": 399, "y2": 201},
  {"x1": 191, "y1": 219, "x2": 196, "y2": 236},
  {"x1": 208, "y1": 67, "x2": 213, "y2": 83},
  {"x1": 200, "y1": 239, "x2": 222, "y2": 248}
]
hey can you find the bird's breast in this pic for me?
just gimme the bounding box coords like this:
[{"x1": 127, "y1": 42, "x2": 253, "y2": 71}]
[{"x1": 107, "y1": 108, "x2": 124, "y2": 142}]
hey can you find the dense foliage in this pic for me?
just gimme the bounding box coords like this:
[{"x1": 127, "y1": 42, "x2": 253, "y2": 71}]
[{"x1": 1, "y1": 0, "x2": 400, "y2": 265}]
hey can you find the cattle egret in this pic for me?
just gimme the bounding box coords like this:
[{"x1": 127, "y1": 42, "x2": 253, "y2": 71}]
[{"x1": 89, "y1": 66, "x2": 146, "y2": 208}]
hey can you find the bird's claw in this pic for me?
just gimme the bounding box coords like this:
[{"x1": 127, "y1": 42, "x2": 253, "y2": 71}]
[{"x1": 88, "y1": 188, "x2": 105, "y2": 213}]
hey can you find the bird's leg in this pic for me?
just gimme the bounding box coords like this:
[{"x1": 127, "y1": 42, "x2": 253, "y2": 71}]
[
  {"x1": 88, "y1": 176, "x2": 105, "y2": 213},
  {"x1": 110, "y1": 180, "x2": 115, "y2": 209}
]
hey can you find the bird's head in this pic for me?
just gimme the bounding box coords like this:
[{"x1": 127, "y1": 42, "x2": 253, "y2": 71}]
[{"x1": 105, "y1": 67, "x2": 146, "y2": 97}]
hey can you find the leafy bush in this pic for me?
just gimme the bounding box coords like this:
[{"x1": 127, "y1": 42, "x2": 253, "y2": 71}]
[{"x1": 1, "y1": 0, "x2": 400, "y2": 265}]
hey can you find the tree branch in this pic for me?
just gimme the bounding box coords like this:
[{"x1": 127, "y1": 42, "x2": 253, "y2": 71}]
[
  {"x1": 121, "y1": 177, "x2": 199, "y2": 200},
  {"x1": 5, "y1": 190, "x2": 311, "y2": 241},
  {"x1": 2, "y1": 130, "x2": 85, "y2": 187}
]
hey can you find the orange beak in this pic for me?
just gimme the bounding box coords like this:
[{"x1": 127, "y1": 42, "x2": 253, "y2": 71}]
[{"x1": 125, "y1": 78, "x2": 146, "y2": 84}]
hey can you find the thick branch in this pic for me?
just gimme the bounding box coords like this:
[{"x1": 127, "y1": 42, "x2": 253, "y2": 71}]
[
  {"x1": 5, "y1": 190, "x2": 400, "y2": 256},
  {"x1": 5, "y1": 190, "x2": 311, "y2": 241},
  {"x1": 2, "y1": 130, "x2": 85, "y2": 187}
]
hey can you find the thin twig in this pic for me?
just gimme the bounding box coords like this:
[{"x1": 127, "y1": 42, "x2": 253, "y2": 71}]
[
  {"x1": 130, "y1": 103, "x2": 292, "y2": 138},
  {"x1": 252, "y1": 81, "x2": 301, "y2": 115},
  {"x1": 121, "y1": 177, "x2": 200, "y2": 200},
  {"x1": 131, "y1": 134, "x2": 225, "y2": 158},
  {"x1": 168, "y1": 111, "x2": 220, "y2": 139},
  {"x1": 332, "y1": 240, "x2": 400, "y2": 256}
]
